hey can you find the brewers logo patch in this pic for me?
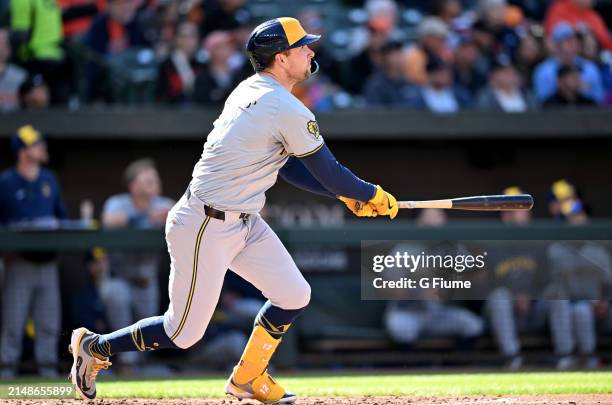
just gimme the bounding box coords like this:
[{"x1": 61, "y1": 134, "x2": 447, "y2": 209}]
[
  {"x1": 307, "y1": 120, "x2": 320, "y2": 138},
  {"x1": 42, "y1": 183, "x2": 52, "y2": 198}
]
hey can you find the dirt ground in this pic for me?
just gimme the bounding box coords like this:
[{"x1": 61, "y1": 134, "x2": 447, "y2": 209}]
[{"x1": 2, "y1": 395, "x2": 610, "y2": 405}]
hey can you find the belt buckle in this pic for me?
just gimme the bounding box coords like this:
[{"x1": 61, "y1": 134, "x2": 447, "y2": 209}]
[{"x1": 240, "y1": 213, "x2": 249, "y2": 224}]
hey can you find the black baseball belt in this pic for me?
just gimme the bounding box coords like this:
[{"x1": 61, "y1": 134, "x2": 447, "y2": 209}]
[{"x1": 185, "y1": 186, "x2": 248, "y2": 221}]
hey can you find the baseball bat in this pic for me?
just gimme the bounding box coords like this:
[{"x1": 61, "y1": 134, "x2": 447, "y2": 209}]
[{"x1": 397, "y1": 194, "x2": 534, "y2": 211}]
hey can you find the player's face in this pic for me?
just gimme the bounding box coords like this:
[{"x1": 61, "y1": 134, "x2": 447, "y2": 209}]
[
  {"x1": 131, "y1": 167, "x2": 161, "y2": 199},
  {"x1": 287, "y1": 45, "x2": 315, "y2": 82},
  {"x1": 23, "y1": 142, "x2": 48, "y2": 164}
]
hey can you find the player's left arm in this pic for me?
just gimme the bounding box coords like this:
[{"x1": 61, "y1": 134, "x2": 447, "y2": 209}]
[
  {"x1": 277, "y1": 104, "x2": 397, "y2": 218},
  {"x1": 279, "y1": 156, "x2": 335, "y2": 198}
]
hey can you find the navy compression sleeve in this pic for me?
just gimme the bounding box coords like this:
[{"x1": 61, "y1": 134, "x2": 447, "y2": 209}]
[
  {"x1": 279, "y1": 157, "x2": 336, "y2": 198},
  {"x1": 298, "y1": 144, "x2": 376, "y2": 201}
]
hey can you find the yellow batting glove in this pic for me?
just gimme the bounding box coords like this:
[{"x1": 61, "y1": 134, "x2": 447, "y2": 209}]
[
  {"x1": 339, "y1": 196, "x2": 378, "y2": 217},
  {"x1": 369, "y1": 185, "x2": 399, "y2": 219}
]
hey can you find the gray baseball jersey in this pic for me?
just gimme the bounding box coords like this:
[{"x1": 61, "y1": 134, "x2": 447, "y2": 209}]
[{"x1": 191, "y1": 73, "x2": 324, "y2": 214}]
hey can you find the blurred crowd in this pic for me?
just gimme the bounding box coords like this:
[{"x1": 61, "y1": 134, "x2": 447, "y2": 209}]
[{"x1": 1, "y1": 0, "x2": 612, "y2": 111}]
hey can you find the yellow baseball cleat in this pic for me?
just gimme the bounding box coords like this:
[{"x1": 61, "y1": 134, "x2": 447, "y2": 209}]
[{"x1": 225, "y1": 368, "x2": 297, "y2": 404}]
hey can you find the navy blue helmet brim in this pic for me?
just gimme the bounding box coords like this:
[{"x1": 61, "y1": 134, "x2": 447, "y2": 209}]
[{"x1": 289, "y1": 34, "x2": 321, "y2": 49}]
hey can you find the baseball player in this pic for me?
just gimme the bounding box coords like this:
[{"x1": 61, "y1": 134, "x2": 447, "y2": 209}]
[{"x1": 69, "y1": 17, "x2": 398, "y2": 403}]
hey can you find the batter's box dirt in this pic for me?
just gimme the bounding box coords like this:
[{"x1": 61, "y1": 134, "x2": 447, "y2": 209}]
[{"x1": 2, "y1": 395, "x2": 611, "y2": 405}]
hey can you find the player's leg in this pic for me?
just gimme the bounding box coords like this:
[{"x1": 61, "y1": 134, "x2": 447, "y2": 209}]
[
  {"x1": 549, "y1": 299, "x2": 576, "y2": 369},
  {"x1": 425, "y1": 303, "x2": 484, "y2": 341},
  {"x1": 98, "y1": 278, "x2": 140, "y2": 367},
  {"x1": 571, "y1": 301, "x2": 598, "y2": 367},
  {"x1": 383, "y1": 303, "x2": 423, "y2": 347},
  {"x1": 486, "y1": 288, "x2": 521, "y2": 364},
  {"x1": 31, "y1": 262, "x2": 61, "y2": 377},
  {"x1": 0, "y1": 259, "x2": 36, "y2": 378},
  {"x1": 69, "y1": 194, "x2": 244, "y2": 398},
  {"x1": 228, "y1": 214, "x2": 310, "y2": 403}
]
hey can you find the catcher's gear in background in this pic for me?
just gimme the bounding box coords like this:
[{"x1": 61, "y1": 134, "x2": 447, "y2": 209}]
[
  {"x1": 339, "y1": 196, "x2": 378, "y2": 217},
  {"x1": 246, "y1": 17, "x2": 320, "y2": 72},
  {"x1": 369, "y1": 185, "x2": 399, "y2": 219}
]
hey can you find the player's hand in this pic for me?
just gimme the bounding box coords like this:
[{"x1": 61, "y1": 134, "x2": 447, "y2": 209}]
[
  {"x1": 368, "y1": 185, "x2": 399, "y2": 219},
  {"x1": 339, "y1": 196, "x2": 378, "y2": 217}
]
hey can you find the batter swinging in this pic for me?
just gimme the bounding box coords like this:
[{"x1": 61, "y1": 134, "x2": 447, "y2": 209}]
[{"x1": 69, "y1": 17, "x2": 398, "y2": 404}]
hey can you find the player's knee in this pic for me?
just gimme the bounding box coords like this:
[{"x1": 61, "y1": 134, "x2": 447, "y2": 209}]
[
  {"x1": 291, "y1": 281, "x2": 311, "y2": 309},
  {"x1": 274, "y1": 280, "x2": 310, "y2": 310},
  {"x1": 171, "y1": 327, "x2": 206, "y2": 349},
  {"x1": 163, "y1": 313, "x2": 206, "y2": 349},
  {"x1": 572, "y1": 301, "x2": 593, "y2": 319},
  {"x1": 462, "y1": 316, "x2": 485, "y2": 337}
]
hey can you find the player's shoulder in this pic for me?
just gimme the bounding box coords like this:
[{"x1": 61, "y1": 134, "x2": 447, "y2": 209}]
[
  {"x1": 103, "y1": 193, "x2": 132, "y2": 209},
  {"x1": 281, "y1": 91, "x2": 313, "y2": 117},
  {"x1": 227, "y1": 74, "x2": 279, "y2": 107},
  {"x1": 0, "y1": 168, "x2": 15, "y2": 190},
  {"x1": 0, "y1": 168, "x2": 14, "y2": 181},
  {"x1": 39, "y1": 168, "x2": 59, "y2": 182}
]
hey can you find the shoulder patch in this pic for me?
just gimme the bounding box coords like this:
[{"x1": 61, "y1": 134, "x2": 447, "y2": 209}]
[{"x1": 307, "y1": 120, "x2": 320, "y2": 138}]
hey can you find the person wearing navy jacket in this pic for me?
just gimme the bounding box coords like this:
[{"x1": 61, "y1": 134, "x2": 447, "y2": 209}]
[{"x1": 0, "y1": 125, "x2": 66, "y2": 378}]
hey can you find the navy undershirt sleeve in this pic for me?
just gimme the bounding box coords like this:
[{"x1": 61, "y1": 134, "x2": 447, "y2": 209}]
[
  {"x1": 298, "y1": 144, "x2": 376, "y2": 201},
  {"x1": 279, "y1": 157, "x2": 335, "y2": 198}
]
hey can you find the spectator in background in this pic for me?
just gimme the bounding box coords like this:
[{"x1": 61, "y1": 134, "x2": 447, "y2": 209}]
[
  {"x1": 412, "y1": 57, "x2": 470, "y2": 113},
  {"x1": 431, "y1": 0, "x2": 466, "y2": 48},
  {"x1": 509, "y1": 0, "x2": 552, "y2": 21},
  {"x1": 0, "y1": 125, "x2": 66, "y2": 378},
  {"x1": 156, "y1": 21, "x2": 205, "y2": 105},
  {"x1": 472, "y1": 0, "x2": 522, "y2": 62},
  {"x1": 150, "y1": 0, "x2": 182, "y2": 60},
  {"x1": 194, "y1": 30, "x2": 238, "y2": 105},
  {"x1": 546, "y1": 188, "x2": 610, "y2": 369},
  {"x1": 364, "y1": 40, "x2": 416, "y2": 107},
  {"x1": 0, "y1": 28, "x2": 27, "y2": 112},
  {"x1": 100, "y1": 158, "x2": 174, "y2": 372},
  {"x1": 340, "y1": 0, "x2": 399, "y2": 95},
  {"x1": 486, "y1": 186, "x2": 548, "y2": 370},
  {"x1": 578, "y1": 29, "x2": 612, "y2": 106},
  {"x1": 384, "y1": 209, "x2": 484, "y2": 350},
  {"x1": 10, "y1": 0, "x2": 72, "y2": 104},
  {"x1": 198, "y1": 0, "x2": 251, "y2": 39},
  {"x1": 18, "y1": 74, "x2": 51, "y2": 110},
  {"x1": 60, "y1": 0, "x2": 106, "y2": 41},
  {"x1": 548, "y1": 179, "x2": 588, "y2": 223},
  {"x1": 543, "y1": 64, "x2": 597, "y2": 108},
  {"x1": 432, "y1": 0, "x2": 463, "y2": 26},
  {"x1": 403, "y1": 17, "x2": 452, "y2": 86},
  {"x1": 533, "y1": 22, "x2": 603, "y2": 104},
  {"x1": 515, "y1": 30, "x2": 545, "y2": 89},
  {"x1": 84, "y1": 0, "x2": 150, "y2": 102},
  {"x1": 476, "y1": 55, "x2": 536, "y2": 112},
  {"x1": 69, "y1": 248, "x2": 110, "y2": 334},
  {"x1": 453, "y1": 38, "x2": 488, "y2": 102},
  {"x1": 544, "y1": 0, "x2": 612, "y2": 51}
]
